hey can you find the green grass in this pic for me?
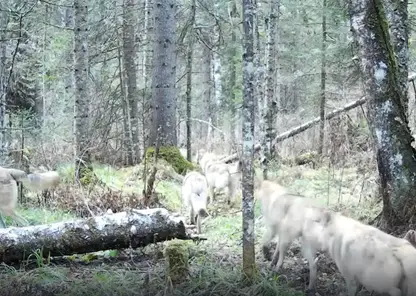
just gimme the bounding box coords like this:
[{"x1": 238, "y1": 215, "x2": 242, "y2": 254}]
[{"x1": 0, "y1": 161, "x2": 381, "y2": 296}]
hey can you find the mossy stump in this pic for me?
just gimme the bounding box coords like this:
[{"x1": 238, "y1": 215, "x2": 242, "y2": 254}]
[
  {"x1": 146, "y1": 146, "x2": 194, "y2": 175},
  {"x1": 164, "y1": 239, "x2": 189, "y2": 284}
]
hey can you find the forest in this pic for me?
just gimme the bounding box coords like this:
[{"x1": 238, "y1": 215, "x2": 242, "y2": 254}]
[{"x1": 0, "y1": 0, "x2": 416, "y2": 295}]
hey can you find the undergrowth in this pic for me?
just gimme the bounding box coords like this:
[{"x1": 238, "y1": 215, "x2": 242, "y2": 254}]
[{"x1": 1, "y1": 159, "x2": 380, "y2": 296}]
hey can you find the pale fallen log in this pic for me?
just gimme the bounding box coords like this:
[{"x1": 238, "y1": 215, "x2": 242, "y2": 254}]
[
  {"x1": 272, "y1": 96, "x2": 367, "y2": 145},
  {"x1": 0, "y1": 208, "x2": 187, "y2": 264},
  {"x1": 271, "y1": 74, "x2": 416, "y2": 145},
  {"x1": 221, "y1": 143, "x2": 262, "y2": 164}
]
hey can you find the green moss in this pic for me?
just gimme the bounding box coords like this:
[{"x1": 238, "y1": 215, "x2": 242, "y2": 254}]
[
  {"x1": 164, "y1": 239, "x2": 189, "y2": 284},
  {"x1": 146, "y1": 146, "x2": 194, "y2": 175}
]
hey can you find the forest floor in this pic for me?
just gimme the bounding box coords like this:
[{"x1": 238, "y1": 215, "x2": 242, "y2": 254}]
[{"x1": 0, "y1": 161, "x2": 386, "y2": 296}]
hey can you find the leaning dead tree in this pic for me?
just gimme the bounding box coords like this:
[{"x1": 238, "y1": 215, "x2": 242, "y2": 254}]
[
  {"x1": 270, "y1": 73, "x2": 416, "y2": 147},
  {"x1": 0, "y1": 208, "x2": 188, "y2": 264}
]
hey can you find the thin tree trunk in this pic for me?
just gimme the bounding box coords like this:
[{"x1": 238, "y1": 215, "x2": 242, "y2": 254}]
[
  {"x1": 241, "y1": 0, "x2": 256, "y2": 281},
  {"x1": 318, "y1": 0, "x2": 327, "y2": 156},
  {"x1": 228, "y1": 0, "x2": 238, "y2": 154},
  {"x1": 122, "y1": 0, "x2": 140, "y2": 164},
  {"x1": 212, "y1": 26, "x2": 222, "y2": 144},
  {"x1": 185, "y1": 0, "x2": 196, "y2": 162},
  {"x1": 262, "y1": 0, "x2": 279, "y2": 178}
]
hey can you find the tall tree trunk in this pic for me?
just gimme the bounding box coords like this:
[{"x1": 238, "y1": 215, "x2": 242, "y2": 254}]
[
  {"x1": 318, "y1": 0, "x2": 327, "y2": 156},
  {"x1": 117, "y1": 38, "x2": 132, "y2": 165},
  {"x1": 202, "y1": 42, "x2": 212, "y2": 146},
  {"x1": 242, "y1": 0, "x2": 256, "y2": 281},
  {"x1": 149, "y1": 1, "x2": 177, "y2": 147},
  {"x1": 228, "y1": 0, "x2": 238, "y2": 154},
  {"x1": 122, "y1": 0, "x2": 140, "y2": 165},
  {"x1": 185, "y1": 0, "x2": 196, "y2": 162},
  {"x1": 384, "y1": 1, "x2": 409, "y2": 114},
  {"x1": 0, "y1": 12, "x2": 8, "y2": 156},
  {"x1": 347, "y1": 0, "x2": 416, "y2": 228},
  {"x1": 64, "y1": 6, "x2": 74, "y2": 115},
  {"x1": 142, "y1": 0, "x2": 153, "y2": 151},
  {"x1": 74, "y1": 0, "x2": 92, "y2": 180},
  {"x1": 262, "y1": 0, "x2": 279, "y2": 179},
  {"x1": 212, "y1": 26, "x2": 222, "y2": 143}
]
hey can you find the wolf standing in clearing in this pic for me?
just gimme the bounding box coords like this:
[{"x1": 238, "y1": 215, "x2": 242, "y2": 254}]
[{"x1": 181, "y1": 171, "x2": 209, "y2": 234}]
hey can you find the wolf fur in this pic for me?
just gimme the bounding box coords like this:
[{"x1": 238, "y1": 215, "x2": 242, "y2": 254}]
[
  {"x1": 199, "y1": 152, "x2": 241, "y2": 205},
  {"x1": 181, "y1": 171, "x2": 209, "y2": 234},
  {"x1": 255, "y1": 180, "x2": 327, "y2": 290},
  {"x1": 0, "y1": 167, "x2": 29, "y2": 228},
  {"x1": 22, "y1": 171, "x2": 60, "y2": 192},
  {"x1": 322, "y1": 212, "x2": 416, "y2": 296}
]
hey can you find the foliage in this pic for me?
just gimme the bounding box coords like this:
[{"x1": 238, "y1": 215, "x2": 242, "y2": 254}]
[{"x1": 146, "y1": 146, "x2": 194, "y2": 175}]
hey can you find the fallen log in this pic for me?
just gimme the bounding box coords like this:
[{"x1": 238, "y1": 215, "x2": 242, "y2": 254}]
[
  {"x1": 272, "y1": 96, "x2": 367, "y2": 145},
  {"x1": 271, "y1": 73, "x2": 416, "y2": 145},
  {"x1": 0, "y1": 208, "x2": 187, "y2": 264},
  {"x1": 221, "y1": 143, "x2": 262, "y2": 164}
]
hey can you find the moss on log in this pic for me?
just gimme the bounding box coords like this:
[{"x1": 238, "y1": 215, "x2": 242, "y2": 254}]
[{"x1": 0, "y1": 208, "x2": 186, "y2": 264}]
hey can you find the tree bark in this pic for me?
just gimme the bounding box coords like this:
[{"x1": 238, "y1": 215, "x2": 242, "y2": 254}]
[
  {"x1": 242, "y1": 0, "x2": 256, "y2": 281},
  {"x1": 347, "y1": 0, "x2": 416, "y2": 228},
  {"x1": 74, "y1": 0, "x2": 92, "y2": 180},
  {"x1": 185, "y1": 0, "x2": 196, "y2": 163},
  {"x1": 0, "y1": 208, "x2": 187, "y2": 264},
  {"x1": 228, "y1": 0, "x2": 238, "y2": 153},
  {"x1": 122, "y1": 0, "x2": 140, "y2": 165},
  {"x1": 149, "y1": 1, "x2": 178, "y2": 147},
  {"x1": 318, "y1": 0, "x2": 327, "y2": 156}
]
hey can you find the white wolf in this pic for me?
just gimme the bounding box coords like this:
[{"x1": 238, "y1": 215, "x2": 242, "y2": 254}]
[
  {"x1": 198, "y1": 152, "x2": 241, "y2": 205},
  {"x1": 255, "y1": 180, "x2": 328, "y2": 291},
  {"x1": 322, "y1": 211, "x2": 416, "y2": 296},
  {"x1": 181, "y1": 171, "x2": 209, "y2": 234},
  {"x1": 0, "y1": 167, "x2": 29, "y2": 227}
]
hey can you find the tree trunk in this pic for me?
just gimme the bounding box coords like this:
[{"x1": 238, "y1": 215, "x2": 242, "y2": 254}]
[
  {"x1": 253, "y1": 0, "x2": 264, "y2": 143},
  {"x1": 185, "y1": 0, "x2": 196, "y2": 162},
  {"x1": 262, "y1": 0, "x2": 279, "y2": 178},
  {"x1": 347, "y1": 0, "x2": 416, "y2": 228},
  {"x1": 228, "y1": 0, "x2": 238, "y2": 154},
  {"x1": 149, "y1": 0, "x2": 178, "y2": 147},
  {"x1": 74, "y1": 0, "x2": 92, "y2": 180},
  {"x1": 242, "y1": 0, "x2": 256, "y2": 281},
  {"x1": 318, "y1": 0, "x2": 327, "y2": 156},
  {"x1": 122, "y1": 0, "x2": 140, "y2": 165},
  {"x1": 0, "y1": 13, "x2": 7, "y2": 156},
  {"x1": 212, "y1": 26, "x2": 222, "y2": 145},
  {"x1": 142, "y1": 0, "x2": 153, "y2": 151},
  {"x1": 384, "y1": 0, "x2": 409, "y2": 114},
  {"x1": 0, "y1": 208, "x2": 187, "y2": 264}
]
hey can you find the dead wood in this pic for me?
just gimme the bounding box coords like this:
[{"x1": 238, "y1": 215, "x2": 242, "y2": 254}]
[
  {"x1": 221, "y1": 143, "x2": 262, "y2": 164},
  {"x1": 0, "y1": 208, "x2": 187, "y2": 264}
]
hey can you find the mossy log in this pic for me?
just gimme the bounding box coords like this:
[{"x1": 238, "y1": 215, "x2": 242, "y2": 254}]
[{"x1": 0, "y1": 208, "x2": 187, "y2": 264}]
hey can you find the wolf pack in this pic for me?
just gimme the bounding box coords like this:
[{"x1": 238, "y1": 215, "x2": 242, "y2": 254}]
[
  {"x1": 0, "y1": 167, "x2": 60, "y2": 228},
  {"x1": 181, "y1": 149, "x2": 416, "y2": 296}
]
